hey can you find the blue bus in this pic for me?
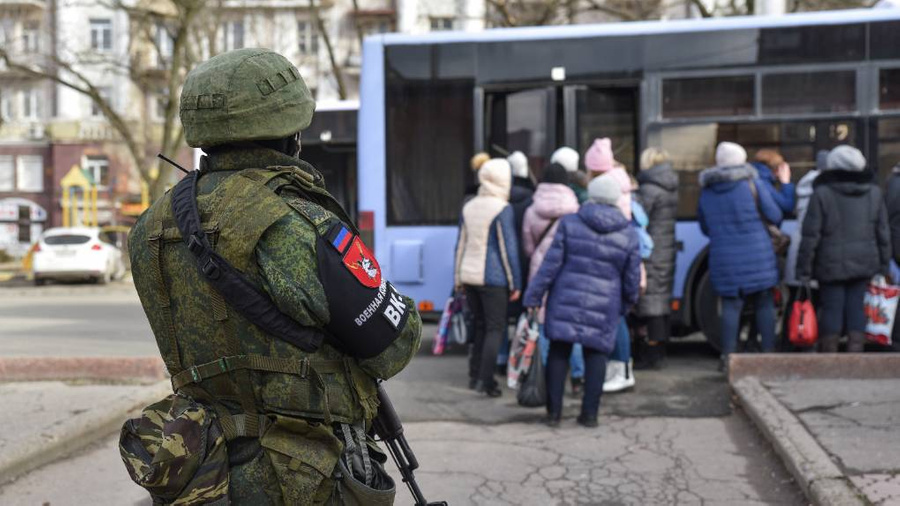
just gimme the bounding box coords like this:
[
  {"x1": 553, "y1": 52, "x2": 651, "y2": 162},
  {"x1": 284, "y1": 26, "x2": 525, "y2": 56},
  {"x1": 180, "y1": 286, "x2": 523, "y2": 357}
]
[{"x1": 356, "y1": 8, "x2": 900, "y2": 348}]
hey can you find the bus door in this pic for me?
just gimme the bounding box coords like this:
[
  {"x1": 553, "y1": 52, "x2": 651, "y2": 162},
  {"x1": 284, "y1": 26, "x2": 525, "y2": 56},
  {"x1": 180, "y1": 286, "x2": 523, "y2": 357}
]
[
  {"x1": 565, "y1": 85, "x2": 640, "y2": 172},
  {"x1": 479, "y1": 87, "x2": 559, "y2": 177}
]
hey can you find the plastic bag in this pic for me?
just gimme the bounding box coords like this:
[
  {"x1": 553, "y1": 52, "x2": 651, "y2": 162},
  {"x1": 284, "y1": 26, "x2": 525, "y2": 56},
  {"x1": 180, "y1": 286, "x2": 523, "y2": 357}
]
[
  {"x1": 432, "y1": 297, "x2": 454, "y2": 355},
  {"x1": 864, "y1": 275, "x2": 899, "y2": 346},
  {"x1": 507, "y1": 314, "x2": 539, "y2": 388},
  {"x1": 788, "y1": 284, "x2": 818, "y2": 347},
  {"x1": 517, "y1": 347, "x2": 546, "y2": 408}
]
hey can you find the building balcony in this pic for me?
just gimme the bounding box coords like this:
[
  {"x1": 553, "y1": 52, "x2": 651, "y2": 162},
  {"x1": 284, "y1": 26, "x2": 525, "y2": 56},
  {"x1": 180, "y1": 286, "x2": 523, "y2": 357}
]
[{"x1": 0, "y1": 0, "x2": 47, "y2": 10}]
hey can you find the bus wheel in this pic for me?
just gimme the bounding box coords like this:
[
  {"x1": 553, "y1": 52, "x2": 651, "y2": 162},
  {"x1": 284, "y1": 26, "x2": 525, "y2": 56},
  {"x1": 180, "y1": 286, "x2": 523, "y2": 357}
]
[{"x1": 695, "y1": 270, "x2": 722, "y2": 352}]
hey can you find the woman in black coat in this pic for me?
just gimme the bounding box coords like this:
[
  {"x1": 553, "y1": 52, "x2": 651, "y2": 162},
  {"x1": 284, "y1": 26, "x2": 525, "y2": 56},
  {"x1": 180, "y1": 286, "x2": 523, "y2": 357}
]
[
  {"x1": 635, "y1": 148, "x2": 679, "y2": 369},
  {"x1": 797, "y1": 146, "x2": 891, "y2": 353}
]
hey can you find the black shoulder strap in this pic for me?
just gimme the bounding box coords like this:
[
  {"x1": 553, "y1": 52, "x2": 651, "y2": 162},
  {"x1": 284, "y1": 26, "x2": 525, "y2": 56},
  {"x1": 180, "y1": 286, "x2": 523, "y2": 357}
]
[
  {"x1": 537, "y1": 218, "x2": 559, "y2": 245},
  {"x1": 170, "y1": 170, "x2": 324, "y2": 353}
]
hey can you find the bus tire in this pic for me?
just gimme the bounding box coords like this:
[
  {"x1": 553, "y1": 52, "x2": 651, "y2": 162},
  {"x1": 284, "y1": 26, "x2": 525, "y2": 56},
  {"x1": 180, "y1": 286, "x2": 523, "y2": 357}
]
[{"x1": 695, "y1": 270, "x2": 722, "y2": 352}]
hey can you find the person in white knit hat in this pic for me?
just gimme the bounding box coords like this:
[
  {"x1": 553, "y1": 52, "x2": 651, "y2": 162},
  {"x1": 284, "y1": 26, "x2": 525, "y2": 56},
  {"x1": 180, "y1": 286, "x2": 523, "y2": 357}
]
[{"x1": 552, "y1": 146, "x2": 588, "y2": 204}]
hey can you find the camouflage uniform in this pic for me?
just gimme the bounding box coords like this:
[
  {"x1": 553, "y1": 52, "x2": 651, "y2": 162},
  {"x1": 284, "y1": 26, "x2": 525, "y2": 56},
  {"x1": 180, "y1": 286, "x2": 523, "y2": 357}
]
[{"x1": 121, "y1": 49, "x2": 421, "y2": 505}]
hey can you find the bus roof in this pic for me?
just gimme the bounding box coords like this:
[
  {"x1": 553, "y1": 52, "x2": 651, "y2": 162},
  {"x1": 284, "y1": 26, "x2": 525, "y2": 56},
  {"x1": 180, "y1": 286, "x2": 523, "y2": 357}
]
[
  {"x1": 316, "y1": 100, "x2": 359, "y2": 112},
  {"x1": 376, "y1": 8, "x2": 900, "y2": 46}
]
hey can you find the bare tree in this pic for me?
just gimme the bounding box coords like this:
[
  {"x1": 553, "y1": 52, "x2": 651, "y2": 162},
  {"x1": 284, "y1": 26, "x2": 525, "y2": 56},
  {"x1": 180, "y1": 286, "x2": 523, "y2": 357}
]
[
  {"x1": 0, "y1": 0, "x2": 212, "y2": 201},
  {"x1": 310, "y1": 0, "x2": 348, "y2": 100}
]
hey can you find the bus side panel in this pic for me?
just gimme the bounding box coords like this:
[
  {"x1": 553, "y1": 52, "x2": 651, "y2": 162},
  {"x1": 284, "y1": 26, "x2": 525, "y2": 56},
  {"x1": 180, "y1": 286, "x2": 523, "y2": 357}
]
[
  {"x1": 674, "y1": 221, "x2": 708, "y2": 308},
  {"x1": 358, "y1": 38, "x2": 388, "y2": 260},
  {"x1": 382, "y1": 226, "x2": 459, "y2": 309}
]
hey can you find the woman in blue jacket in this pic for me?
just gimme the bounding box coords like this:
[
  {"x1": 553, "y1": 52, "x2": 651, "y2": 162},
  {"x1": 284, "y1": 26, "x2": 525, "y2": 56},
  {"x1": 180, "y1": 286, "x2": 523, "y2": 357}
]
[
  {"x1": 698, "y1": 142, "x2": 783, "y2": 371},
  {"x1": 524, "y1": 173, "x2": 641, "y2": 428}
]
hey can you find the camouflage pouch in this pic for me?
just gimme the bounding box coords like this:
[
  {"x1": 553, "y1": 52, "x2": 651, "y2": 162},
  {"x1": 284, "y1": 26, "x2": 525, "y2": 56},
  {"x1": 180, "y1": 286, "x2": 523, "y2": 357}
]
[
  {"x1": 119, "y1": 394, "x2": 229, "y2": 505},
  {"x1": 259, "y1": 415, "x2": 343, "y2": 505}
]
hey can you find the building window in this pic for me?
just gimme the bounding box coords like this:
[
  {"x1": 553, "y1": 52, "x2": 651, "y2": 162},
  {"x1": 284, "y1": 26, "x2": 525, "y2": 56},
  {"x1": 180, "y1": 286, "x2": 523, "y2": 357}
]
[
  {"x1": 430, "y1": 17, "x2": 454, "y2": 31},
  {"x1": 156, "y1": 23, "x2": 173, "y2": 68},
  {"x1": 91, "y1": 87, "x2": 112, "y2": 118},
  {"x1": 16, "y1": 155, "x2": 43, "y2": 192},
  {"x1": 298, "y1": 20, "x2": 318, "y2": 56},
  {"x1": 17, "y1": 206, "x2": 30, "y2": 243},
  {"x1": 0, "y1": 156, "x2": 13, "y2": 191},
  {"x1": 0, "y1": 92, "x2": 11, "y2": 122},
  {"x1": 762, "y1": 71, "x2": 856, "y2": 115},
  {"x1": 90, "y1": 18, "x2": 112, "y2": 52},
  {"x1": 84, "y1": 156, "x2": 110, "y2": 189},
  {"x1": 22, "y1": 21, "x2": 39, "y2": 53},
  {"x1": 21, "y1": 88, "x2": 39, "y2": 120},
  {"x1": 663, "y1": 76, "x2": 755, "y2": 119},
  {"x1": 222, "y1": 21, "x2": 244, "y2": 52}
]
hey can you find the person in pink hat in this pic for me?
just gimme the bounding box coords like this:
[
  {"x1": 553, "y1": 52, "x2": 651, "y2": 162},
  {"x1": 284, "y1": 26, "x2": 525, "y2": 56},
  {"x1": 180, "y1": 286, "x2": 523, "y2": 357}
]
[{"x1": 585, "y1": 138, "x2": 632, "y2": 219}]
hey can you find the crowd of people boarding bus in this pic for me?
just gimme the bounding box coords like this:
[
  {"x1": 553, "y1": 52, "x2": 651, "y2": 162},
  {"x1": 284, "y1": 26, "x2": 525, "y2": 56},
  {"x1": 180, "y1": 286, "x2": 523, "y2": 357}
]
[{"x1": 453, "y1": 135, "x2": 900, "y2": 428}]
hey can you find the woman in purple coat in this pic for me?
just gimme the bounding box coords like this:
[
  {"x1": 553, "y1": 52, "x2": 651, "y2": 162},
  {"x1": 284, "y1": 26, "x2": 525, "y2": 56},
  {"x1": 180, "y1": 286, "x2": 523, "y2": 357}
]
[{"x1": 524, "y1": 173, "x2": 642, "y2": 428}]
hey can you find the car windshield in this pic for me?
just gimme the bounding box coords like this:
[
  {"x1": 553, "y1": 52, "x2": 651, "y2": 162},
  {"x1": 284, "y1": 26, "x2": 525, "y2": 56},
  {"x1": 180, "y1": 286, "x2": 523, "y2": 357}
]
[{"x1": 44, "y1": 235, "x2": 91, "y2": 246}]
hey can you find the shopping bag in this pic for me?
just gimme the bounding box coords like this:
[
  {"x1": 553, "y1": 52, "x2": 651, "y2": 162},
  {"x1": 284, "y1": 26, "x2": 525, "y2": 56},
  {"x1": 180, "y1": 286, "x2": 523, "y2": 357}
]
[
  {"x1": 864, "y1": 275, "x2": 899, "y2": 346},
  {"x1": 449, "y1": 296, "x2": 468, "y2": 346},
  {"x1": 507, "y1": 314, "x2": 539, "y2": 388},
  {"x1": 788, "y1": 284, "x2": 818, "y2": 347},
  {"x1": 432, "y1": 296, "x2": 454, "y2": 355},
  {"x1": 517, "y1": 345, "x2": 546, "y2": 408}
]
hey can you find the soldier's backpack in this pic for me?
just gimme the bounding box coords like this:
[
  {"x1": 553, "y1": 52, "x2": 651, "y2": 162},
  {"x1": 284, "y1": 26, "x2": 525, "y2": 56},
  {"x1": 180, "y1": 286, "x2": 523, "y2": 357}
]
[{"x1": 119, "y1": 394, "x2": 229, "y2": 505}]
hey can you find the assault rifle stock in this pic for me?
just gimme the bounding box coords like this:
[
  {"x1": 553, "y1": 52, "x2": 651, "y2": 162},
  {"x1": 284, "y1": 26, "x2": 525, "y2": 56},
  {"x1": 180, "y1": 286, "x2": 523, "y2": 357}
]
[{"x1": 373, "y1": 384, "x2": 447, "y2": 506}]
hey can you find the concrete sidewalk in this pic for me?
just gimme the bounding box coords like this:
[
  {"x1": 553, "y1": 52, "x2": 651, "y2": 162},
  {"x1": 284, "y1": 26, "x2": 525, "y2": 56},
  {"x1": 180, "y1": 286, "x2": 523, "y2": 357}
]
[
  {"x1": 731, "y1": 355, "x2": 900, "y2": 506},
  {"x1": 0, "y1": 379, "x2": 169, "y2": 486}
]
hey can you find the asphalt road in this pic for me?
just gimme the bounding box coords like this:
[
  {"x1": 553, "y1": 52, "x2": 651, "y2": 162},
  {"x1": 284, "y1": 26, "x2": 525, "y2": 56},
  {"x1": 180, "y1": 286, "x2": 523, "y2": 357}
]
[{"x1": 0, "y1": 283, "x2": 806, "y2": 505}]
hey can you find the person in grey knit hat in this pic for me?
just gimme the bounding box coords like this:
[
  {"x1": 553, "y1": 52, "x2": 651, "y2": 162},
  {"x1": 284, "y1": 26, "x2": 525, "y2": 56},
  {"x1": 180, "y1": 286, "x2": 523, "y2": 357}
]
[
  {"x1": 797, "y1": 145, "x2": 891, "y2": 353},
  {"x1": 523, "y1": 169, "x2": 641, "y2": 428},
  {"x1": 588, "y1": 172, "x2": 623, "y2": 206}
]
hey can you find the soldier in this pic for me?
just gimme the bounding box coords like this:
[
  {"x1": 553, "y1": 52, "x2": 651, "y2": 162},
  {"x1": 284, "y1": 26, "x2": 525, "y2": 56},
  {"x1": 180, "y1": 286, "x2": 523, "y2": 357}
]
[{"x1": 120, "y1": 49, "x2": 421, "y2": 505}]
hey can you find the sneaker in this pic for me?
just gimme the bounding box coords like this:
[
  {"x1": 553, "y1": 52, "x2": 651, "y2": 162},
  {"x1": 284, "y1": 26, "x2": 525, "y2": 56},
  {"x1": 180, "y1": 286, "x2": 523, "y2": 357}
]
[{"x1": 603, "y1": 360, "x2": 635, "y2": 393}]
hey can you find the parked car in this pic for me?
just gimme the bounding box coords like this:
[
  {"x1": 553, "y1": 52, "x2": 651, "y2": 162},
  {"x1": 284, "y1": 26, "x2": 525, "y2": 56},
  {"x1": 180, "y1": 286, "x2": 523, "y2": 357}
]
[{"x1": 32, "y1": 227, "x2": 126, "y2": 285}]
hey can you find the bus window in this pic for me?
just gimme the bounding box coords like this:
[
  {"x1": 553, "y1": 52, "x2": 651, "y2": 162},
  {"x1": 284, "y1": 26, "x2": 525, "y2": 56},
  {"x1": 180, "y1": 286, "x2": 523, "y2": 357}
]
[
  {"x1": 662, "y1": 76, "x2": 754, "y2": 119},
  {"x1": 575, "y1": 87, "x2": 638, "y2": 171},
  {"x1": 878, "y1": 118, "x2": 900, "y2": 183},
  {"x1": 880, "y1": 68, "x2": 900, "y2": 111},
  {"x1": 385, "y1": 80, "x2": 473, "y2": 226},
  {"x1": 762, "y1": 71, "x2": 856, "y2": 115},
  {"x1": 485, "y1": 88, "x2": 555, "y2": 176},
  {"x1": 871, "y1": 21, "x2": 900, "y2": 61},
  {"x1": 758, "y1": 24, "x2": 865, "y2": 65},
  {"x1": 647, "y1": 123, "x2": 717, "y2": 219}
]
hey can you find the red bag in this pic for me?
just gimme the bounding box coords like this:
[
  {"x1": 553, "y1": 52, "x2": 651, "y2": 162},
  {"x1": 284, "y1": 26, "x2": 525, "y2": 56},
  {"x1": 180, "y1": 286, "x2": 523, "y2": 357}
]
[{"x1": 788, "y1": 285, "x2": 818, "y2": 347}]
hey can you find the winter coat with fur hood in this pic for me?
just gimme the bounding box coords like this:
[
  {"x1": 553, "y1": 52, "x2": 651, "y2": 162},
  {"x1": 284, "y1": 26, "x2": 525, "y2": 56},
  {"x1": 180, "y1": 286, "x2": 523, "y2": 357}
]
[
  {"x1": 523, "y1": 203, "x2": 641, "y2": 353},
  {"x1": 455, "y1": 161, "x2": 523, "y2": 290},
  {"x1": 698, "y1": 164, "x2": 783, "y2": 298}
]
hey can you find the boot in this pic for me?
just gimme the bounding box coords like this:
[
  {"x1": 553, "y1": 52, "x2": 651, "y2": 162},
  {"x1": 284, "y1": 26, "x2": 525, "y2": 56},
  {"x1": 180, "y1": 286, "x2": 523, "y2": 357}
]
[
  {"x1": 634, "y1": 341, "x2": 665, "y2": 370},
  {"x1": 819, "y1": 335, "x2": 840, "y2": 353},
  {"x1": 847, "y1": 332, "x2": 866, "y2": 353},
  {"x1": 576, "y1": 412, "x2": 599, "y2": 428},
  {"x1": 542, "y1": 412, "x2": 561, "y2": 428},
  {"x1": 603, "y1": 360, "x2": 635, "y2": 393},
  {"x1": 570, "y1": 376, "x2": 584, "y2": 397},
  {"x1": 474, "y1": 380, "x2": 501, "y2": 398}
]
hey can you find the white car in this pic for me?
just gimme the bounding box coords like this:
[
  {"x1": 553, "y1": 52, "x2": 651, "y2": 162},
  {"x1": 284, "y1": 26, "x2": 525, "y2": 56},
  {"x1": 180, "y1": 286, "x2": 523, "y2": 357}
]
[{"x1": 32, "y1": 227, "x2": 126, "y2": 285}]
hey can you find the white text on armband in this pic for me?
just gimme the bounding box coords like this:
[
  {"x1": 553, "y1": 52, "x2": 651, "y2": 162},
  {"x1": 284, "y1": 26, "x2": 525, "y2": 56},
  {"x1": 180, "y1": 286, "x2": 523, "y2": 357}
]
[{"x1": 354, "y1": 280, "x2": 388, "y2": 326}]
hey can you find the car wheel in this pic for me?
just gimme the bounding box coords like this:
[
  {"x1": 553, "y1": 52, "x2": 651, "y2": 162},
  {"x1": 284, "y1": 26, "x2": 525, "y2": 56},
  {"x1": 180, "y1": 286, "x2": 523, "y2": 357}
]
[
  {"x1": 695, "y1": 270, "x2": 722, "y2": 352},
  {"x1": 98, "y1": 269, "x2": 111, "y2": 285}
]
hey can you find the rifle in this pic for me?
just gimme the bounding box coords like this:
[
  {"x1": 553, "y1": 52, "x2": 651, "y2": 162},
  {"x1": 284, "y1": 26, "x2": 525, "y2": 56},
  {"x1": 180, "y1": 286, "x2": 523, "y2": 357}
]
[{"x1": 373, "y1": 384, "x2": 447, "y2": 506}]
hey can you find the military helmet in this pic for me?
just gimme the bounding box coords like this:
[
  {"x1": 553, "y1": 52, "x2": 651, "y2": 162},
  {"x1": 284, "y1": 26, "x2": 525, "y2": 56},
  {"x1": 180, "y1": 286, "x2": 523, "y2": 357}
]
[{"x1": 180, "y1": 48, "x2": 316, "y2": 148}]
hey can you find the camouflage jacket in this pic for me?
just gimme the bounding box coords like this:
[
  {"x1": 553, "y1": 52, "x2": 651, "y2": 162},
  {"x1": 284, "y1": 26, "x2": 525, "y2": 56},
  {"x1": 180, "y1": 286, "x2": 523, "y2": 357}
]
[{"x1": 129, "y1": 146, "x2": 422, "y2": 427}]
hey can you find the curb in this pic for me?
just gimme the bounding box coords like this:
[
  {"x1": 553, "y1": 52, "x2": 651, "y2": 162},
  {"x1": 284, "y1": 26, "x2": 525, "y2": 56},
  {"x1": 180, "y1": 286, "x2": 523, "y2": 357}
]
[
  {"x1": 730, "y1": 354, "x2": 900, "y2": 382},
  {"x1": 0, "y1": 357, "x2": 167, "y2": 383},
  {"x1": 0, "y1": 281, "x2": 136, "y2": 298},
  {"x1": 0, "y1": 380, "x2": 171, "y2": 487},
  {"x1": 733, "y1": 377, "x2": 867, "y2": 506}
]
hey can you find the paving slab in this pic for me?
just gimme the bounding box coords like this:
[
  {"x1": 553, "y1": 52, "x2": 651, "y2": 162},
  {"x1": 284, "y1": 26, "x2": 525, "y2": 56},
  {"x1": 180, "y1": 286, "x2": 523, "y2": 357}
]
[{"x1": 766, "y1": 379, "x2": 900, "y2": 475}]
